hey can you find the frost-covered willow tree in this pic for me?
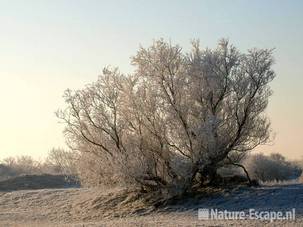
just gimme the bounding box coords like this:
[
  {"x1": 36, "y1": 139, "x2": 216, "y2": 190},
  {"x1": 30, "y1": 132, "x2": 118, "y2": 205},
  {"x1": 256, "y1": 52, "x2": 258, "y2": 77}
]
[{"x1": 57, "y1": 39, "x2": 275, "y2": 195}]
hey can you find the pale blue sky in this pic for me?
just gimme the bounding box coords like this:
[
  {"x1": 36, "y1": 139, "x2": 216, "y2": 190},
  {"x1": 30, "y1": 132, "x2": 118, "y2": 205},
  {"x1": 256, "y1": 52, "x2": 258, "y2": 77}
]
[{"x1": 0, "y1": 0, "x2": 302, "y2": 160}]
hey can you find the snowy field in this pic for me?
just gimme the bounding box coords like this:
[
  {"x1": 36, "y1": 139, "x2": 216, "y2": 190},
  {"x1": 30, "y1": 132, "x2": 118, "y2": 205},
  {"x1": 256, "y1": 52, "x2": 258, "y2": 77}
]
[{"x1": 0, "y1": 183, "x2": 302, "y2": 226}]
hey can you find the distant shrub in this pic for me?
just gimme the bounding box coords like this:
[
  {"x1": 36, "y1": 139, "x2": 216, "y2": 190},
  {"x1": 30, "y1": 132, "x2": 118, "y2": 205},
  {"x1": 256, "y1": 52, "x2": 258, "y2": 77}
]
[
  {"x1": 217, "y1": 166, "x2": 243, "y2": 178},
  {"x1": 0, "y1": 150, "x2": 78, "y2": 181},
  {"x1": 243, "y1": 153, "x2": 302, "y2": 182},
  {"x1": 2, "y1": 156, "x2": 42, "y2": 176},
  {"x1": 44, "y1": 148, "x2": 78, "y2": 175},
  {"x1": 0, "y1": 164, "x2": 18, "y2": 181},
  {"x1": 74, "y1": 152, "x2": 122, "y2": 187},
  {"x1": 294, "y1": 158, "x2": 303, "y2": 171}
]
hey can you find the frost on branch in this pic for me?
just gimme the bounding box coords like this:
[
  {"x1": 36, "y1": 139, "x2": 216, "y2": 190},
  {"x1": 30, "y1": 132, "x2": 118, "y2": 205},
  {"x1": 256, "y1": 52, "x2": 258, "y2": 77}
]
[{"x1": 57, "y1": 39, "x2": 275, "y2": 197}]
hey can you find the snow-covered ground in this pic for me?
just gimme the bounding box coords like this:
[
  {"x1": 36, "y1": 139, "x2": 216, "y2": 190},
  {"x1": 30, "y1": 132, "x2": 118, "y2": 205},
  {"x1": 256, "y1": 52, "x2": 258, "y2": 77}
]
[{"x1": 0, "y1": 183, "x2": 302, "y2": 226}]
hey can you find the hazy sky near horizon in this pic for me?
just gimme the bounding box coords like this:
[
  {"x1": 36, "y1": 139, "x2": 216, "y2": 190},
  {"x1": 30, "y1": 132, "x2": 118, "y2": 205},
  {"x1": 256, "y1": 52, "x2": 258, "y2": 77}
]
[{"x1": 0, "y1": 0, "x2": 302, "y2": 160}]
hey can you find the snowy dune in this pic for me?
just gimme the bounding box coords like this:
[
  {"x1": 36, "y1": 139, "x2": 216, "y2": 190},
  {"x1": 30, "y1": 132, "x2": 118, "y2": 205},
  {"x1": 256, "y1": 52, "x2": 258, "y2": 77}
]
[{"x1": 0, "y1": 184, "x2": 302, "y2": 226}]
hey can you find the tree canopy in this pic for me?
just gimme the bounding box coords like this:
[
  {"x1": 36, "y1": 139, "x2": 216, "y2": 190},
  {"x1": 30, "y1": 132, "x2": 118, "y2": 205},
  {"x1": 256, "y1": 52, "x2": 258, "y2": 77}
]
[{"x1": 57, "y1": 39, "x2": 275, "y2": 196}]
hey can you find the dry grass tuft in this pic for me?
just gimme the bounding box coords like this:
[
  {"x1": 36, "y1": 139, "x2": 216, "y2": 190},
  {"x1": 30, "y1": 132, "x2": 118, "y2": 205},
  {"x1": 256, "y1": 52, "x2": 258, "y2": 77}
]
[{"x1": 71, "y1": 188, "x2": 155, "y2": 221}]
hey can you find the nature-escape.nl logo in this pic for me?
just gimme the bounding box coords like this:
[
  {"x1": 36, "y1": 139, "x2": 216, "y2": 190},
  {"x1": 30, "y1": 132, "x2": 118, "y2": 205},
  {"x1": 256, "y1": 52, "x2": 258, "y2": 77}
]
[{"x1": 198, "y1": 208, "x2": 296, "y2": 222}]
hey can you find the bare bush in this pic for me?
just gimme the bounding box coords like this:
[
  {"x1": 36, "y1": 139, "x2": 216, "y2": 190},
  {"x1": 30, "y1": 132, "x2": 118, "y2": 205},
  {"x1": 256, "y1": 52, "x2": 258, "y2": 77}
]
[
  {"x1": 0, "y1": 164, "x2": 18, "y2": 181},
  {"x1": 74, "y1": 152, "x2": 122, "y2": 187},
  {"x1": 57, "y1": 39, "x2": 275, "y2": 197},
  {"x1": 217, "y1": 166, "x2": 243, "y2": 178},
  {"x1": 243, "y1": 153, "x2": 302, "y2": 182},
  {"x1": 45, "y1": 148, "x2": 78, "y2": 175},
  {"x1": 2, "y1": 155, "x2": 42, "y2": 176},
  {"x1": 0, "y1": 151, "x2": 78, "y2": 181}
]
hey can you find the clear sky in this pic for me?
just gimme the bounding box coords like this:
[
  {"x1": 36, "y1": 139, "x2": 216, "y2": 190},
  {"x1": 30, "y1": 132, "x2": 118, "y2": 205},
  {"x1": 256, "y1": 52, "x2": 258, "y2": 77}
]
[{"x1": 0, "y1": 0, "x2": 302, "y2": 160}]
